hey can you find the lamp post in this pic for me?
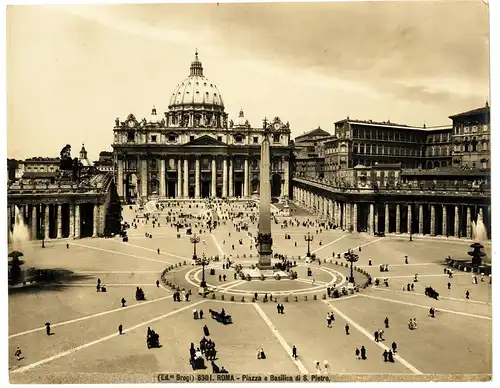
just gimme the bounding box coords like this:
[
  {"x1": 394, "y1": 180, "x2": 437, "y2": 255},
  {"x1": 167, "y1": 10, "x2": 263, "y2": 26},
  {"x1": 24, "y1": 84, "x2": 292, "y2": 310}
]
[
  {"x1": 345, "y1": 252, "x2": 359, "y2": 284},
  {"x1": 304, "y1": 232, "x2": 314, "y2": 257},
  {"x1": 200, "y1": 257, "x2": 210, "y2": 288},
  {"x1": 190, "y1": 234, "x2": 200, "y2": 261}
]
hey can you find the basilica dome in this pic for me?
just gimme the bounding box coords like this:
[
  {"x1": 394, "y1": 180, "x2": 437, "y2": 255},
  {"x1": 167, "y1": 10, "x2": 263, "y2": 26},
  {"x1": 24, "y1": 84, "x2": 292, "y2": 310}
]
[{"x1": 168, "y1": 51, "x2": 225, "y2": 110}]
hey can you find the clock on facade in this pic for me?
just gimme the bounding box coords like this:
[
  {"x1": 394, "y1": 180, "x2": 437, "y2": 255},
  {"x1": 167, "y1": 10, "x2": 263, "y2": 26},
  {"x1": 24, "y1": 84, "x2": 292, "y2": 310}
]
[
  {"x1": 274, "y1": 123, "x2": 280, "y2": 130},
  {"x1": 127, "y1": 120, "x2": 135, "y2": 128}
]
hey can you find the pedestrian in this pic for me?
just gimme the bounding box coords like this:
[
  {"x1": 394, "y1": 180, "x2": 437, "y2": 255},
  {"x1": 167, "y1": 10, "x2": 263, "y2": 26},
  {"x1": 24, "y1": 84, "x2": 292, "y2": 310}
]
[
  {"x1": 234, "y1": 272, "x2": 237, "y2": 280},
  {"x1": 199, "y1": 309, "x2": 204, "y2": 319},
  {"x1": 345, "y1": 323, "x2": 350, "y2": 335},
  {"x1": 374, "y1": 331, "x2": 379, "y2": 342},
  {"x1": 254, "y1": 292, "x2": 258, "y2": 301},
  {"x1": 360, "y1": 346, "x2": 367, "y2": 360},
  {"x1": 407, "y1": 283, "x2": 411, "y2": 291},
  {"x1": 219, "y1": 275, "x2": 222, "y2": 282},
  {"x1": 315, "y1": 361, "x2": 321, "y2": 373},
  {"x1": 355, "y1": 348, "x2": 360, "y2": 360},
  {"x1": 448, "y1": 282, "x2": 451, "y2": 290},
  {"x1": 466, "y1": 290, "x2": 470, "y2": 299},
  {"x1": 277, "y1": 303, "x2": 280, "y2": 314},
  {"x1": 121, "y1": 297, "x2": 126, "y2": 307},
  {"x1": 223, "y1": 274, "x2": 226, "y2": 281},
  {"x1": 66, "y1": 243, "x2": 69, "y2": 249},
  {"x1": 330, "y1": 312, "x2": 335, "y2": 321},
  {"x1": 388, "y1": 350, "x2": 394, "y2": 363},
  {"x1": 45, "y1": 322, "x2": 51, "y2": 335},
  {"x1": 156, "y1": 280, "x2": 160, "y2": 288},
  {"x1": 157, "y1": 248, "x2": 160, "y2": 254},
  {"x1": 292, "y1": 345, "x2": 297, "y2": 360},
  {"x1": 392, "y1": 341, "x2": 397, "y2": 353},
  {"x1": 280, "y1": 304, "x2": 285, "y2": 314},
  {"x1": 383, "y1": 350, "x2": 388, "y2": 362},
  {"x1": 411, "y1": 283, "x2": 414, "y2": 291},
  {"x1": 96, "y1": 283, "x2": 101, "y2": 292},
  {"x1": 368, "y1": 259, "x2": 372, "y2": 266},
  {"x1": 412, "y1": 318, "x2": 417, "y2": 329},
  {"x1": 384, "y1": 317, "x2": 389, "y2": 328},
  {"x1": 118, "y1": 324, "x2": 123, "y2": 335},
  {"x1": 203, "y1": 325, "x2": 210, "y2": 337},
  {"x1": 429, "y1": 307, "x2": 435, "y2": 318},
  {"x1": 312, "y1": 278, "x2": 315, "y2": 286},
  {"x1": 405, "y1": 256, "x2": 408, "y2": 264},
  {"x1": 15, "y1": 347, "x2": 22, "y2": 361},
  {"x1": 378, "y1": 329, "x2": 384, "y2": 341},
  {"x1": 327, "y1": 313, "x2": 332, "y2": 328}
]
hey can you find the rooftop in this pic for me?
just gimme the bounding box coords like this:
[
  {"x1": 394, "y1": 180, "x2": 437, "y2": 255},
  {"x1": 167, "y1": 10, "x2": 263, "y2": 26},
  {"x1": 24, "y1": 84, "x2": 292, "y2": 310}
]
[{"x1": 449, "y1": 103, "x2": 490, "y2": 119}]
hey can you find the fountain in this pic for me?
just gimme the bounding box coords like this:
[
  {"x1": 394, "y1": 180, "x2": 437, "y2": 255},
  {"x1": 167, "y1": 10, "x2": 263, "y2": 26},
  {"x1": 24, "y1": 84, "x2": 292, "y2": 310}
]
[
  {"x1": 9, "y1": 205, "x2": 30, "y2": 246},
  {"x1": 145, "y1": 200, "x2": 158, "y2": 214},
  {"x1": 468, "y1": 213, "x2": 488, "y2": 267}
]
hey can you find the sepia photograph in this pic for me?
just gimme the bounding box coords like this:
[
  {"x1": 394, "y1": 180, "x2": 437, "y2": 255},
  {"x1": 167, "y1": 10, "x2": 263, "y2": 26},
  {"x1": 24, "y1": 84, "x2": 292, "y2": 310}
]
[{"x1": 4, "y1": 0, "x2": 494, "y2": 384}]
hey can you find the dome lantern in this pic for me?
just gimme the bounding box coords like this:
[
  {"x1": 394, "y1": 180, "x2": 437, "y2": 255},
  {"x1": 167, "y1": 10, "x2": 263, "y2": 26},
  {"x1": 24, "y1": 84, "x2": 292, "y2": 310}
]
[{"x1": 190, "y1": 49, "x2": 204, "y2": 77}]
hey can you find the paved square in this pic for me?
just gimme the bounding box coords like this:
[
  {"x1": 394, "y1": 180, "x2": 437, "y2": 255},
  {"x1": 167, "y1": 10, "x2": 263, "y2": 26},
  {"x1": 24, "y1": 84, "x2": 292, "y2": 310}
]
[{"x1": 8, "y1": 201, "x2": 492, "y2": 383}]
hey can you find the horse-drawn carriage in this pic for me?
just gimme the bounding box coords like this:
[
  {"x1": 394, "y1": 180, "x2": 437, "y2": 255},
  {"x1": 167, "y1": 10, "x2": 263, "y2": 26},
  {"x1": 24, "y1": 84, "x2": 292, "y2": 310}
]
[
  {"x1": 147, "y1": 332, "x2": 160, "y2": 349},
  {"x1": 209, "y1": 309, "x2": 232, "y2": 325},
  {"x1": 424, "y1": 287, "x2": 439, "y2": 299},
  {"x1": 136, "y1": 287, "x2": 145, "y2": 301}
]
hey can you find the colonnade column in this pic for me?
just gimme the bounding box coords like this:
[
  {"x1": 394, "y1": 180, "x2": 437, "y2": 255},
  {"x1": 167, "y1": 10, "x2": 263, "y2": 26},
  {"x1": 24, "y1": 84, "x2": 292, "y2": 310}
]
[
  {"x1": 183, "y1": 159, "x2": 189, "y2": 198},
  {"x1": 57, "y1": 204, "x2": 62, "y2": 239},
  {"x1": 211, "y1": 159, "x2": 216, "y2": 197},
  {"x1": 195, "y1": 157, "x2": 200, "y2": 198},
  {"x1": 369, "y1": 203, "x2": 374, "y2": 234},
  {"x1": 7, "y1": 205, "x2": 11, "y2": 240},
  {"x1": 442, "y1": 206, "x2": 447, "y2": 236},
  {"x1": 346, "y1": 203, "x2": 351, "y2": 231},
  {"x1": 44, "y1": 205, "x2": 50, "y2": 239},
  {"x1": 177, "y1": 158, "x2": 182, "y2": 198},
  {"x1": 228, "y1": 158, "x2": 234, "y2": 197},
  {"x1": 374, "y1": 205, "x2": 379, "y2": 233},
  {"x1": 407, "y1": 205, "x2": 412, "y2": 235},
  {"x1": 92, "y1": 204, "x2": 98, "y2": 238},
  {"x1": 479, "y1": 207, "x2": 483, "y2": 220},
  {"x1": 430, "y1": 205, "x2": 436, "y2": 236},
  {"x1": 222, "y1": 158, "x2": 228, "y2": 198},
  {"x1": 384, "y1": 204, "x2": 389, "y2": 234},
  {"x1": 117, "y1": 159, "x2": 124, "y2": 200},
  {"x1": 74, "y1": 204, "x2": 81, "y2": 239},
  {"x1": 31, "y1": 204, "x2": 37, "y2": 240},
  {"x1": 283, "y1": 157, "x2": 290, "y2": 198},
  {"x1": 330, "y1": 200, "x2": 334, "y2": 222},
  {"x1": 454, "y1": 206, "x2": 459, "y2": 238},
  {"x1": 418, "y1": 205, "x2": 424, "y2": 234},
  {"x1": 69, "y1": 204, "x2": 74, "y2": 239},
  {"x1": 141, "y1": 159, "x2": 148, "y2": 198},
  {"x1": 324, "y1": 198, "x2": 328, "y2": 218},
  {"x1": 244, "y1": 158, "x2": 249, "y2": 197},
  {"x1": 466, "y1": 207, "x2": 472, "y2": 239},
  {"x1": 159, "y1": 159, "x2": 166, "y2": 198},
  {"x1": 353, "y1": 203, "x2": 358, "y2": 232},
  {"x1": 396, "y1": 204, "x2": 401, "y2": 234}
]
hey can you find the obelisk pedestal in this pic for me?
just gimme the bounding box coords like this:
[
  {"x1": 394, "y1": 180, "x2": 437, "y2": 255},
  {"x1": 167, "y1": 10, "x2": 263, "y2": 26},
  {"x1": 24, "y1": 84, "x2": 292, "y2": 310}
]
[{"x1": 257, "y1": 121, "x2": 273, "y2": 270}]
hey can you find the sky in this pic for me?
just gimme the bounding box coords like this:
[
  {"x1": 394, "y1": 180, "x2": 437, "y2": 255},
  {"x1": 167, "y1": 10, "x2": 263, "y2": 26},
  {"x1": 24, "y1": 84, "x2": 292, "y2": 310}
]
[{"x1": 6, "y1": 1, "x2": 490, "y2": 161}]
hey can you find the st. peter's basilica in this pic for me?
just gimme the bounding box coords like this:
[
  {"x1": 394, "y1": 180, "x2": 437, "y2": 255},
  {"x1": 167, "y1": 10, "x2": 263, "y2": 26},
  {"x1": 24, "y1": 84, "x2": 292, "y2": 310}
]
[{"x1": 112, "y1": 51, "x2": 292, "y2": 203}]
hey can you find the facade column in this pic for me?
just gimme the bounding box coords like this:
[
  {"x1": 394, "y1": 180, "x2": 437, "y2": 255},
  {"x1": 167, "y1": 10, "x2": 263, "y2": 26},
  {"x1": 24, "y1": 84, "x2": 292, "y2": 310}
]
[
  {"x1": 346, "y1": 203, "x2": 351, "y2": 231},
  {"x1": 92, "y1": 204, "x2": 98, "y2": 238},
  {"x1": 384, "y1": 204, "x2": 390, "y2": 234},
  {"x1": 228, "y1": 158, "x2": 234, "y2": 197},
  {"x1": 141, "y1": 159, "x2": 148, "y2": 198},
  {"x1": 244, "y1": 158, "x2": 249, "y2": 197},
  {"x1": 195, "y1": 157, "x2": 200, "y2": 198},
  {"x1": 183, "y1": 158, "x2": 189, "y2": 198},
  {"x1": 430, "y1": 205, "x2": 436, "y2": 236},
  {"x1": 369, "y1": 203, "x2": 374, "y2": 234},
  {"x1": 117, "y1": 159, "x2": 124, "y2": 200},
  {"x1": 466, "y1": 206, "x2": 472, "y2": 239},
  {"x1": 57, "y1": 204, "x2": 62, "y2": 239},
  {"x1": 442, "y1": 205, "x2": 448, "y2": 236},
  {"x1": 159, "y1": 158, "x2": 166, "y2": 198},
  {"x1": 177, "y1": 158, "x2": 182, "y2": 198},
  {"x1": 407, "y1": 204, "x2": 412, "y2": 235},
  {"x1": 44, "y1": 205, "x2": 50, "y2": 239},
  {"x1": 31, "y1": 204, "x2": 38, "y2": 240},
  {"x1": 74, "y1": 204, "x2": 81, "y2": 239},
  {"x1": 69, "y1": 204, "x2": 74, "y2": 239},
  {"x1": 283, "y1": 157, "x2": 290, "y2": 198},
  {"x1": 454, "y1": 205, "x2": 460, "y2": 238},
  {"x1": 353, "y1": 203, "x2": 358, "y2": 232},
  {"x1": 222, "y1": 157, "x2": 228, "y2": 197},
  {"x1": 418, "y1": 205, "x2": 424, "y2": 234},
  {"x1": 396, "y1": 204, "x2": 401, "y2": 234},
  {"x1": 211, "y1": 158, "x2": 217, "y2": 197}
]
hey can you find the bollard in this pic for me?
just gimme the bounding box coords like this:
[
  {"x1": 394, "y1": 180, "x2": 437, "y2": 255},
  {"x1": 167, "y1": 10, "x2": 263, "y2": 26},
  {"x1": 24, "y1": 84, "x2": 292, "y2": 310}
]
[
  {"x1": 295, "y1": 296, "x2": 298, "y2": 302},
  {"x1": 304, "y1": 295, "x2": 308, "y2": 301},
  {"x1": 184, "y1": 261, "x2": 187, "y2": 265},
  {"x1": 284, "y1": 296, "x2": 289, "y2": 302},
  {"x1": 252, "y1": 297, "x2": 256, "y2": 302},
  {"x1": 221, "y1": 295, "x2": 225, "y2": 301},
  {"x1": 241, "y1": 296, "x2": 245, "y2": 302},
  {"x1": 322, "y1": 294, "x2": 326, "y2": 300},
  {"x1": 211, "y1": 294, "x2": 216, "y2": 299},
  {"x1": 335, "y1": 261, "x2": 338, "y2": 265},
  {"x1": 313, "y1": 295, "x2": 317, "y2": 300},
  {"x1": 230, "y1": 295, "x2": 235, "y2": 301}
]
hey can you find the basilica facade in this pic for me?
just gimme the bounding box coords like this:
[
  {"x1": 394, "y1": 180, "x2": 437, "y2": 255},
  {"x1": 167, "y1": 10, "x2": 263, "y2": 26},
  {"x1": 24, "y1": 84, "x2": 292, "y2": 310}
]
[{"x1": 112, "y1": 52, "x2": 292, "y2": 203}]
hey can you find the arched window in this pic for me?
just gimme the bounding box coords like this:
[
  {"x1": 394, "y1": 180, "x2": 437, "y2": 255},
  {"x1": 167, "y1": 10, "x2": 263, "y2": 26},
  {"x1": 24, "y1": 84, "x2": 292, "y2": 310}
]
[{"x1": 353, "y1": 143, "x2": 358, "y2": 153}]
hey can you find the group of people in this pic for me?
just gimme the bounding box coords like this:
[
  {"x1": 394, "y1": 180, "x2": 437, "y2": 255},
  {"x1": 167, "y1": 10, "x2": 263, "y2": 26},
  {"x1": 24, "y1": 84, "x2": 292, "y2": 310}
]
[
  {"x1": 173, "y1": 289, "x2": 191, "y2": 302},
  {"x1": 135, "y1": 287, "x2": 146, "y2": 301}
]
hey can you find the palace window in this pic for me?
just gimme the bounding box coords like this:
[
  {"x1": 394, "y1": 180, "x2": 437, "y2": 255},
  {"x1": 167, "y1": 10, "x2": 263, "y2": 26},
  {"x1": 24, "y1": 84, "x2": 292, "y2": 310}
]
[
  {"x1": 273, "y1": 134, "x2": 280, "y2": 143},
  {"x1": 168, "y1": 134, "x2": 176, "y2": 142},
  {"x1": 151, "y1": 135, "x2": 157, "y2": 143},
  {"x1": 127, "y1": 132, "x2": 135, "y2": 142},
  {"x1": 253, "y1": 136, "x2": 259, "y2": 144}
]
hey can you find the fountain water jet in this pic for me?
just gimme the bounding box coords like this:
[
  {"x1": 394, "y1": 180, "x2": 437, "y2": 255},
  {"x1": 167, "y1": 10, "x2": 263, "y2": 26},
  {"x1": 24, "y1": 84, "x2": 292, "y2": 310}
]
[
  {"x1": 468, "y1": 213, "x2": 488, "y2": 266},
  {"x1": 9, "y1": 205, "x2": 30, "y2": 247}
]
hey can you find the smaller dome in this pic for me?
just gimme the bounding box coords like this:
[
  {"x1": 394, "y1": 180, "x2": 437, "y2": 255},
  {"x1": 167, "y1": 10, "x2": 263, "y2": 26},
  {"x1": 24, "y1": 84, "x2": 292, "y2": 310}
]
[{"x1": 149, "y1": 106, "x2": 159, "y2": 123}]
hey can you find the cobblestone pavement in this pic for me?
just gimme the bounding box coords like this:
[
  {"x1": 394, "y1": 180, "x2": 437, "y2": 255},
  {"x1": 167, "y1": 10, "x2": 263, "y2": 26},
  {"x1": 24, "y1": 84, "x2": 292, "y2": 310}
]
[{"x1": 8, "y1": 201, "x2": 492, "y2": 383}]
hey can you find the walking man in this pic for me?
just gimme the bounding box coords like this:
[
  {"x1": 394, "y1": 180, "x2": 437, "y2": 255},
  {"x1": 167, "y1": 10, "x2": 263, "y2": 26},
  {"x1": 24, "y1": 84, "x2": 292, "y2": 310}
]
[
  {"x1": 466, "y1": 290, "x2": 470, "y2": 299},
  {"x1": 392, "y1": 341, "x2": 397, "y2": 353},
  {"x1": 292, "y1": 345, "x2": 297, "y2": 360},
  {"x1": 355, "y1": 348, "x2": 360, "y2": 360},
  {"x1": 383, "y1": 350, "x2": 388, "y2": 362},
  {"x1": 118, "y1": 324, "x2": 123, "y2": 335},
  {"x1": 374, "y1": 331, "x2": 379, "y2": 342},
  {"x1": 121, "y1": 297, "x2": 126, "y2": 307},
  {"x1": 15, "y1": 347, "x2": 23, "y2": 361},
  {"x1": 360, "y1": 346, "x2": 367, "y2": 360},
  {"x1": 384, "y1": 317, "x2": 389, "y2": 328},
  {"x1": 448, "y1": 282, "x2": 451, "y2": 290},
  {"x1": 345, "y1": 323, "x2": 350, "y2": 335},
  {"x1": 156, "y1": 280, "x2": 160, "y2": 288}
]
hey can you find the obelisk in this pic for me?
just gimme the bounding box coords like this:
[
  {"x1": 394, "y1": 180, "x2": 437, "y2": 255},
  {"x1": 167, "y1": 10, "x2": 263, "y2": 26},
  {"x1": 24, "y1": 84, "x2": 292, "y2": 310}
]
[{"x1": 257, "y1": 119, "x2": 273, "y2": 270}]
